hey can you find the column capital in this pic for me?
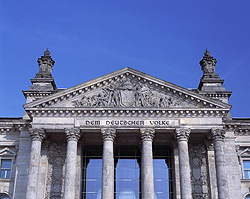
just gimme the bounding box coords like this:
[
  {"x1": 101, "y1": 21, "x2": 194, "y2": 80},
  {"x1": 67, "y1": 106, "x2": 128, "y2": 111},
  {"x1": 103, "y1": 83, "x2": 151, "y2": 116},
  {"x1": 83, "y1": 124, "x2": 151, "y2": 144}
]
[
  {"x1": 101, "y1": 128, "x2": 116, "y2": 142},
  {"x1": 175, "y1": 128, "x2": 191, "y2": 141},
  {"x1": 65, "y1": 128, "x2": 81, "y2": 142},
  {"x1": 140, "y1": 128, "x2": 155, "y2": 142},
  {"x1": 29, "y1": 128, "x2": 46, "y2": 142},
  {"x1": 211, "y1": 128, "x2": 226, "y2": 141}
]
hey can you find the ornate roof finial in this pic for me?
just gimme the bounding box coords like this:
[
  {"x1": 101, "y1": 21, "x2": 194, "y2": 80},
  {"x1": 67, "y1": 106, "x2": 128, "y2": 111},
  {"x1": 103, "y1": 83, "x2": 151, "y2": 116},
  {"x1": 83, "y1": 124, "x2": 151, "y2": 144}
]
[
  {"x1": 199, "y1": 49, "x2": 217, "y2": 78},
  {"x1": 35, "y1": 49, "x2": 55, "y2": 79},
  {"x1": 204, "y1": 49, "x2": 211, "y2": 57},
  {"x1": 44, "y1": 48, "x2": 50, "y2": 56}
]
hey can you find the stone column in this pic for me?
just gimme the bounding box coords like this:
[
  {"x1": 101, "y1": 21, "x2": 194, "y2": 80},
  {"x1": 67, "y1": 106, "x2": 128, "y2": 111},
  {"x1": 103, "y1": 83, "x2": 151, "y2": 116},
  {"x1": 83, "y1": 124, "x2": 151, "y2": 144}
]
[
  {"x1": 211, "y1": 128, "x2": 230, "y2": 199},
  {"x1": 175, "y1": 128, "x2": 192, "y2": 199},
  {"x1": 140, "y1": 128, "x2": 155, "y2": 199},
  {"x1": 101, "y1": 128, "x2": 116, "y2": 199},
  {"x1": 26, "y1": 128, "x2": 46, "y2": 199},
  {"x1": 64, "y1": 128, "x2": 81, "y2": 199}
]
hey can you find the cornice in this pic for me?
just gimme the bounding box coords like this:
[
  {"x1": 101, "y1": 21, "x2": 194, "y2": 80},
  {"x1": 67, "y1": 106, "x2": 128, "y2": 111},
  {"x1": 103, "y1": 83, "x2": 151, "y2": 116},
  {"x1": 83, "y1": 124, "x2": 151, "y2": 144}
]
[
  {"x1": 22, "y1": 90, "x2": 58, "y2": 99},
  {"x1": 25, "y1": 107, "x2": 228, "y2": 118},
  {"x1": 0, "y1": 119, "x2": 30, "y2": 134},
  {"x1": 224, "y1": 119, "x2": 250, "y2": 136},
  {"x1": 199, "y1": 92, "x2": 232, "y2": 99}
]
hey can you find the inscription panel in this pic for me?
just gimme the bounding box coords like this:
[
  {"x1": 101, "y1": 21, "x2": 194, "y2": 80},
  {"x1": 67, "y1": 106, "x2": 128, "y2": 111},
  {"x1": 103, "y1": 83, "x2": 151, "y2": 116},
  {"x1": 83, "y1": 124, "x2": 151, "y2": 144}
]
[{"x1": 75, "y1": 118, "x2": 179, "y2": 128}]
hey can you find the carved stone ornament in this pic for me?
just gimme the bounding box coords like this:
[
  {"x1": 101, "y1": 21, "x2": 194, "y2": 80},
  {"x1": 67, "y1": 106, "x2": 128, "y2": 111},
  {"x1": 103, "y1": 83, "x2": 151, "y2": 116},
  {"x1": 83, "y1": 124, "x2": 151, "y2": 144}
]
[
  {"x1": 65, "y1": 128, "x2": 81, "y2": 141},
  {"x1": 140, "y1": 128, "x2": 155, "y2": 142},
  {"x1": 45, "y1": 143, "x2": 67, "y2": 199},
  {"x1": 175, "y1": 128, "x2": 191, "y2": 141},
  {"x1": 199, "y1": 49, "x2": 218, "y2": 78},
  {"x1": 101, "y1": 128, "x2": 116, "y2": 142},
  {"x1": 72, "y1": 76, "x2": 183, "y2": 108},
  {"x1": 189, "y1": 144, "x2": 209, "y2": 199},
  {"x1": 29, "y1": 128, "x2": 46, "y2": 142},
  {"x1": 211, "y1": 128, "x2": 226, "y2": 141}
]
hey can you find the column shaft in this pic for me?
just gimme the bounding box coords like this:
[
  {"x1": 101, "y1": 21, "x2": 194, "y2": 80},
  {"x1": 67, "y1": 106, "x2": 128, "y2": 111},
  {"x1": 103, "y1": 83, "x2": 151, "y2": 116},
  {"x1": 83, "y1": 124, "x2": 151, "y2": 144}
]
[
  {"x1": 140, "y1": 128, "x2": 155, "y2": 199},
  {"x1": 212, "y1": 129, "x2": 230, "y2": 199},
  {"x1": 64, "y1": 128, "x2": 81, "y2": 199},
  {"x1": 102, "y1": 140, "x2": 114, "y2": 199},
  {"x1": 101, "y1": 128, "x2": 116, "y2": 199},
  {"x1": 26, "y1": 128, "x2": 46, "y2": 199},
  {"x1": 176, "y1": 128, "x2": 192, "y2": 199}
]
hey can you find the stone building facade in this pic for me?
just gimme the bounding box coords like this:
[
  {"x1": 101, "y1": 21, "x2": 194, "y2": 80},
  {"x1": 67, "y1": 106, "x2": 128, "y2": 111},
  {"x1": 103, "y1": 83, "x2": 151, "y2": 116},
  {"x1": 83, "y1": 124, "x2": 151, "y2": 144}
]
[{"x1": 0, "y1": 49, "x2": 249, "y2": 199}]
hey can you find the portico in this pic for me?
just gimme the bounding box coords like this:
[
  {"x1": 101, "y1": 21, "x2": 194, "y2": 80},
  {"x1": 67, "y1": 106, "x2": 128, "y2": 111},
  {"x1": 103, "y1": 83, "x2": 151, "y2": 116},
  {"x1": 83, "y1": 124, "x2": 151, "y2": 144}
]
[
  {"x1": 24, "y1": 119, "x2": 229, "y2": 199},
  {"x1": 20, "y1": 50, "x2": 233, "y2": 199}
]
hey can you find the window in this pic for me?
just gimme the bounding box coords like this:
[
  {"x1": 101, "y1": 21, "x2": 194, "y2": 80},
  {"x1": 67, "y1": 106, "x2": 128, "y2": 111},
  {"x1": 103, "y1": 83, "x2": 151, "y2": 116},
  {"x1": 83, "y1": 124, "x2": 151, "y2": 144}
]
[
  {"x1": 0, "y1": 193, "x2": 11, "y2": 199},
  {"x1": 153, "y1": 145, "x2": 173, "y2": 199},
  {"x1": 81, "y1": 145, "x2": 174, "y2": 199},
  {"x1": 115, "y1": 146, "x2": 140, "y2": 199},
  {"x1": 246, "y1": 194, "x2": 250, "y2": 199},
  {"x1": 82, "y1": 146, "x2": 102, "y2": 199},
  {"x1": 243, "y1": 160, "x2": 250, "y2": 179},
  {"x1": 0, "y1": 159, "x2": 12, "y2": 179}
]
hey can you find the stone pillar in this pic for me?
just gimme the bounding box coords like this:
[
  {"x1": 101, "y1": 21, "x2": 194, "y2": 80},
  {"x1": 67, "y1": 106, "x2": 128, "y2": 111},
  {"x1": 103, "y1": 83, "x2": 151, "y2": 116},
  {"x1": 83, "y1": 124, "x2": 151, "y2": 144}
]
[
  {"x1": 140, "y1": 128, "x2": 155, "y2": 199},
  {"x1": 64, "y1": 128, "x2": 81, "y2": 199},
  {"x1": 26, "y1": 128, "x2": 46, "y2": 199},
  {"x1": 175, "y1": 128, "x2": 192, "y2": 199},
  {"x1": 101, "y1": 128, "x2": 116, "y2": 199},
  {"x1": 211, "y1": 128, "x2": 230, "y2": 199}
]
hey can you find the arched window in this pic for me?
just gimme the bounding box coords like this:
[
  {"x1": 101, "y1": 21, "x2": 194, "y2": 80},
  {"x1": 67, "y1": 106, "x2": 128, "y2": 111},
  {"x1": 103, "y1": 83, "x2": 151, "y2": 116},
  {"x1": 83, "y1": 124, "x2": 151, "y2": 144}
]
[
  {"x1": 0, "y1": 193, "x2": 11, "y2": 199},
  {"x1": 246, "y1": 194, "x2": 250, "y2": 199}
]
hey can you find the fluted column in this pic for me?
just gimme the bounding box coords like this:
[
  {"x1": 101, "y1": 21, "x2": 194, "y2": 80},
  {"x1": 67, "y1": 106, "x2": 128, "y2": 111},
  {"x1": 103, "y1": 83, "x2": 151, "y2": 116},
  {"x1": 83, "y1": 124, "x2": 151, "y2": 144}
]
[
  {"x1": 64, "y1": 128, "x2": 81, "y2": 199},
  {"x1": 140, "y1": 128, "x2": 155, "y2": 199},
  {"x1": 101, "y1": 128, "x2": 116, "y2": 199},
  {"x1": 26, "y1": 128, "x2": 46, "y2": 199},
  {"x1": 175, "y1": 128, "x2": 192, "y2": 199},
  {"x1": 211, "y1": 128, "x2": 230, "y2": 199}
]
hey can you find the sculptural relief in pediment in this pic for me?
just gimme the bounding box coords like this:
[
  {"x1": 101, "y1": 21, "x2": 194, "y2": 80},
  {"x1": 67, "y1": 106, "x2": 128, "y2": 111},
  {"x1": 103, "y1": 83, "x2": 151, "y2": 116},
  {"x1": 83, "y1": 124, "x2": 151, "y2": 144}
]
[{"x1": 72, "y1": 76, "x2": 191, "y2": 108}]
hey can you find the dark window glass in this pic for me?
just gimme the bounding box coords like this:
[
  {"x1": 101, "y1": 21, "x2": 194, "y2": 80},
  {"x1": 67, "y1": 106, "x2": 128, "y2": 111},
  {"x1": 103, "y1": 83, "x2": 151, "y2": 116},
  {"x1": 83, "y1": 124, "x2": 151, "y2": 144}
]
[
  {"x1": 82, "y1": 146, "x2": 102, "y2": 199},
  {"x1": 0, "y1": 195, "x2": 10, "y2": 199},
  {"x1": 246, "y1": 195, "x2": 250, "y2": 199},
  {"x1": 153, "y1": 145, "x2": 173, "y2": 199},
  {"x1": 243, "y1": 160, "x2": 250, "y2": 179},
  {"x1": 115, "y1": 146, "x2": 140, "y2": 199},
  {"x1": 0, "y1": 159, "x2": 12, "y2": 179}
]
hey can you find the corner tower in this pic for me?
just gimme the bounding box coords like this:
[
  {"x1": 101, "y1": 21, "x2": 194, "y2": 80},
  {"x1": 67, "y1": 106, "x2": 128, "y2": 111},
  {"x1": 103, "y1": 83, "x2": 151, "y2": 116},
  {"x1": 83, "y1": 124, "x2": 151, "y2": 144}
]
[
  {"x1": 23, "y1": 49, "x2": 58, "y2": 103},
  {"x1": 197, "y1": 49, "x2": 231, "y2": 104}
]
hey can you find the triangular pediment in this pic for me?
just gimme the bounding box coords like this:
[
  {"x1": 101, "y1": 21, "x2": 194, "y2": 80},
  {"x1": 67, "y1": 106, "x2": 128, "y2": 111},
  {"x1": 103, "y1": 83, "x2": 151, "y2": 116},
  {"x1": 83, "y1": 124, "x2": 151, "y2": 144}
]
[
  {"x1": 239, "y1": 148, "x2": 250, "y2": 157},
  {"x1": 0, "y1": 147, "x2": 16, "y2": 157},
  {"x1": 24, "y1": 67, "x2": 231, "y2": 112}
]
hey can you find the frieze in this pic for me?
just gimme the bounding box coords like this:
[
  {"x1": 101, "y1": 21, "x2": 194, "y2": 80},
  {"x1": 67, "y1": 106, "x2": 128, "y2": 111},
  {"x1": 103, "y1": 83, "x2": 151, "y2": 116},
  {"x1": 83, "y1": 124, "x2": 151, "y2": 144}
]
[{"x1": 72, "y1": 77, "x2": 184, "y2": 108}]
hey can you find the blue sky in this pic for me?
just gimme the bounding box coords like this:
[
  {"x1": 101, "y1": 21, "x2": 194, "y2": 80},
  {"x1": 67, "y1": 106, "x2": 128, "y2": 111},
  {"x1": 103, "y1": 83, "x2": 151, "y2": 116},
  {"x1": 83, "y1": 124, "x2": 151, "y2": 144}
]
[{"x1": 0, "y1": 0, "x2": 249, "y2": 117}]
